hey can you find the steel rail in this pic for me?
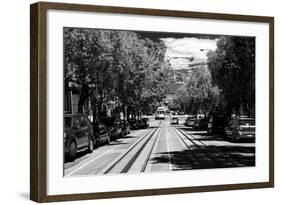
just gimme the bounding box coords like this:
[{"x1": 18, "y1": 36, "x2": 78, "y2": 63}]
[
  {"x1": 177, "y1": 128, "x2": 242, "y2": 167},
  {"x1": 121, "y1": 128, "x2": 160, "y2": 173},
  {"x1": 174, "y1": 127, "x2": 222, "y2": 168},
  {"x1": 140, "y1": 128, "x2": 162, "y2": 172},
  {"x1": 100, "y1": 128, "x2": 158, "y2": 174}
]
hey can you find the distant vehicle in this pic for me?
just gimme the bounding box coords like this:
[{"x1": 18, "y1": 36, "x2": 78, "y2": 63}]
[
  {"x1": 170, "y1": 117, "x2": 179, "y2": 124},
  {"x1": 184, "y1": 116, "x2": 196, "y2": 127},
  {"x1": 64, "y1": 114, "x2": 96, "y2": 159},
  {"x1": 207, "y1": 115, "x2": 227, "y2": 134},
  {"x1": 225, "y1": 116, "x2": 255, "y2": 142},
  {"x1": 155, "y1": 107, "x2": 165, "y2": 120},
  {"x1": 178, "y1": 111, "x2": 185, "y2": 115},
  {"x1": 121, "y1": 120, "x2": 130, "y2": 136},
  {"x1": 92, "y1": 122, "x2": 111, "y2": 145},
  {"x1": 194, "y1": 117, "x2": 209, "y2": 130}
]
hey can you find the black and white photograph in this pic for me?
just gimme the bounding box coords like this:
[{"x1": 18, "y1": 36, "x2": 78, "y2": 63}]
[{"x1": 63, "y1": 27, "x2": 256, "y2": 177}]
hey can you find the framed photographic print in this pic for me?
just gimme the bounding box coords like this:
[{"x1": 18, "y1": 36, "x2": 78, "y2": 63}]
[{"x1": 30, "y1": 1, "x2": 274, "y2": 202}]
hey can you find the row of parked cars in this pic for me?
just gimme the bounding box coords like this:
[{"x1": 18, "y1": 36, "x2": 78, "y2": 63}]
[
  {"x1": 64, "y1": 114, "x2": 149, "y2": 160},
  {"x1": 128, "y1": 118, "x2": 150, "y2": 130},
  {"x1": 184, "y1": 114, "x2": 255, "y2": 142}
]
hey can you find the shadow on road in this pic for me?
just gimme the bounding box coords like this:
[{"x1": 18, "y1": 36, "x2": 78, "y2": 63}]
[
  {"x1": 190, "y1": 134, "x2": 225, "y2": 141},
  {"x1": 119, "y1": 135, "x2": 137, "y2": 139},
  {"x1": 150, "y1": 145, "x2": 255, "y2": 171},
  {"x1": 148, "y1": 126, "x2": 160, "y2": 129},
  {"x1": 109, "y1": 141, "x2": 129, "y2": 146}
]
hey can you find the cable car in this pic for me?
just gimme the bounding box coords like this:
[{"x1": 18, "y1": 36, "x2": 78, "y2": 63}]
[{"x1": 155, "y1": 107, "x2": 165, "y2": 120}]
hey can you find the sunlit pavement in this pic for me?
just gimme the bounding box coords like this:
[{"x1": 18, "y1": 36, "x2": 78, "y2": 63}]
[{"x1": 64, "y1": 116, "x2": 255, "y2": 177}]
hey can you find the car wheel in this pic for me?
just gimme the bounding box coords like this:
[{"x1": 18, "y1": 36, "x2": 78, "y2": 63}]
[
  {"x1": 208, "y1": 128, "x2": 213, "y2": 134},
  {"x1": 107, "y1": 136, "x2": 110, "y2": 145},
  {"x1": 87, "y1": 137, "x2": 94, "y2": 153},
  {"x1": 68, "y1": 141, "x2": 77, "y2": 159}
]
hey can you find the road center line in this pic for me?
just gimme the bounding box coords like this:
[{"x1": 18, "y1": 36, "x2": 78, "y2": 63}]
[{"x1": 166, "y1": 127, "x2": 173, "y2": 171}]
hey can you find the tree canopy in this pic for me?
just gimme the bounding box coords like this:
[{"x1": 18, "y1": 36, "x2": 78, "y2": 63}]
[
  {"x1": 64, "y1": 28, "x2": 172, "y2": 120},
  {"x1": 174, "y1": 65, "x2": 219, "y2": 115},
  {"x1": 207, "y1": 36, "x2": 255, "y2": 116}
]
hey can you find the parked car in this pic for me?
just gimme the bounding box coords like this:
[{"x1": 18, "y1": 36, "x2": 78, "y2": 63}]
[
  {"x1": 207, "y1": 115, "x2": 227, "y2": 134},
  {"x1": 64, "y1": 114, "x2": 96, "y2": 159},
  {"x1": 138, "y1": 118, "x2": 149, "y2": 129},
  {"x1": 194, "y1": 117, "x2": 209, "y2": 130},
  {"x1": 92, "y1": 122, "x2": 111, "y2": 146},
  {"x1": 101, "y1": 117, "x2": 123, "y2": 140},
  {"x1": 170, "y1": 117, "x2": 179, "y2": 124},
  {"x1": 121, "y1": 120, "x2": 130, "y2": 136},
  {"x1": 225, "y1": 116, "x2": 255, "y2": 142},
  {"x1": 184, "y1": 116, "x2": 196, "y2": 127},
  {"x1": 111, "y1": 120, "x2": 123, "y2": 139},
  {"x1": 129, "y1": 118, "x2": 140, "y2": 130}
]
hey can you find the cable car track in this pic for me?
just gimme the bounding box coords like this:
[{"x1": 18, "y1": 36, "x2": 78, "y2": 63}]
[
  {"x1": 175, "y1": 127, "x2": 242, "y2": 168},
  {"x1": 99, "y1": 127, "x2": 159, "y2": 174}
]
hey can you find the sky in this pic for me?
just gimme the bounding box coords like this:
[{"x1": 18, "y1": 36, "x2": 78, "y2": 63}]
[
  {"x1": 161, "y1": 37, "x2": 218, "y2": 70},
  {"x1": 137, "y1": 31, "x2": 218, "y2": 70}
]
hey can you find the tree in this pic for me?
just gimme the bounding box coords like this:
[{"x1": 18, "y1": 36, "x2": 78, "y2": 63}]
[
  {"x1": 64, "y1": 28, "x2": 118, "y2": 119},
  {"x1": 64, "y1": 28, "x2": 172, "y2": 120},
  {"x1": 207, "y1": 36, "x2": 255, "y2": 116},
  {"x1": 174, "y1": 65, "x2": 220, "y2": 115},
  {"x1": 111, "y1": 33, "x2": 171, "y2": 119}
]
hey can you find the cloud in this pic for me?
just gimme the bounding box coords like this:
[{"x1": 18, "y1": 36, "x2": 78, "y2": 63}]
[{"x1": 161, "y1": 37, "x2": 217, "y2": 70}]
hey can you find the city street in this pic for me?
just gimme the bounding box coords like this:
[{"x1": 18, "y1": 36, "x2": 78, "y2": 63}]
[{"x1": 64, "y1": 116, "x2": 255, "y2": 177}]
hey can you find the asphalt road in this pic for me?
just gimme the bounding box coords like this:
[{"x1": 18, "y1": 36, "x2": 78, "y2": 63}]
[{"x1": 64, "y1": 116, "x2": 255, "y2": 177}]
